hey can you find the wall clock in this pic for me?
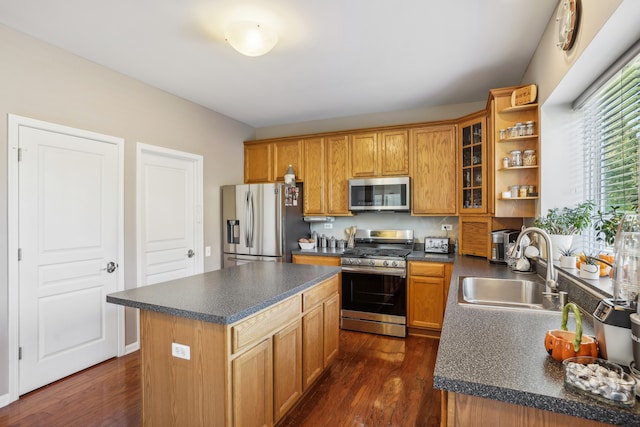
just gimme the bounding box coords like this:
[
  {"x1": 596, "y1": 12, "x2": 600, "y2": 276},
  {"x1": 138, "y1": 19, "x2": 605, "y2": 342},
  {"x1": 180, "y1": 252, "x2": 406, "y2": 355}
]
[{"x1": 556, "y1": 0, "x2": 579, "y2": 51}]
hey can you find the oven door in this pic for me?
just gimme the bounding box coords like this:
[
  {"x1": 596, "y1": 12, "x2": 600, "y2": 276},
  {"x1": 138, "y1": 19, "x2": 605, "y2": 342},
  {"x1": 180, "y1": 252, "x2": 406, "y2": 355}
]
[{"x1": 341, "y1": 270, "x2": 406, "y2": 337}]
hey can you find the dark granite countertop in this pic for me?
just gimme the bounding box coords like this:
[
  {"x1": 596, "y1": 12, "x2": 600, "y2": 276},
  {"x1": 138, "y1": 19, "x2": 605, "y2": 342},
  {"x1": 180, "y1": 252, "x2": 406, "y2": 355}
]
[
  {"x1": 434, "y1": 255, "x2": 640, "y2": 425},
  {"x1": 291, "y1": 247, "x2": 455, "y2": 263},
  {"x1": 291, "y1": 248, "x2": 344, "y2": 257},
  {"x1": 106, "y1": 263, "x2": 340, "y2": 325}
]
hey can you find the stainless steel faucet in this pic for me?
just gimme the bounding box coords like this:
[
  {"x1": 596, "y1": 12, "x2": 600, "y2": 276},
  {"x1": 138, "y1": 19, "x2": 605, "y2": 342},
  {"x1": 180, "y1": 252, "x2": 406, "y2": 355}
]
[{"x1": 511, "y1": 227, "x2": 558, "y2": 291}]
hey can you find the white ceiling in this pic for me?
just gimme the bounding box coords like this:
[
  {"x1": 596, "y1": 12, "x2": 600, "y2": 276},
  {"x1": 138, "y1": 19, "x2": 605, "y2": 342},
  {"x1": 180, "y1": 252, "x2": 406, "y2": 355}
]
[{"x1": 0, "y1": 0, "x2": 558, "y2": 128}]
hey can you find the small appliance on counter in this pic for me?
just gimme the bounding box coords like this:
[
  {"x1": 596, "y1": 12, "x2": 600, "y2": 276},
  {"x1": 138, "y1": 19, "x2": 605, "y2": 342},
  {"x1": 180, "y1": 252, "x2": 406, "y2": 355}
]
[
  {"x1": 593, "y1": 299, "x2": 635, "y2": 366},
  {"x1": 490, "y1": 230, "x2": 519, "y2": 263},
  {"x1": 424, "y1": 237, "x2": 452, "y2": 254}
]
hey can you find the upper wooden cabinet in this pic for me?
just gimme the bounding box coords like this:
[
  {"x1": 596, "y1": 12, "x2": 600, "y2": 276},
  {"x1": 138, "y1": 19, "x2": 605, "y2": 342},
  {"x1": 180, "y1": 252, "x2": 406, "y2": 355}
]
[
  {"x1": 274, "y1": 139, "x2": 304, "y2": 182},
  {"x1": 350, "y1": 130, "x2": 409, "y2": 177},
  {"x1": 244, "y1": 139, "x2": 304, "y2": 184},
  {"x1": 244, "y1": 142, "x2": 273, "y2": 183},
  {"x1": 458, "y1": 112, "x2": 489, "y2": 215},
  {"x1": 302, "y1": 137, "x2": 325, "y2": 215},
  {"x1": 410, "y1": 125, "x2": 457, "y2": 215},
  {"x1": 325, "y1": 135, "x2": 351, "y2": 215},
  {"x1": 301, "y1": 136, "x2": 351, "y2": 216}
]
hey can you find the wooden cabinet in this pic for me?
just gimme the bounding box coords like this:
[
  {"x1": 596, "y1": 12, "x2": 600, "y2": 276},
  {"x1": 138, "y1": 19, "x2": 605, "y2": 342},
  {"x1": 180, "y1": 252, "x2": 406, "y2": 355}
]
[
  {"x1": 458, "y1": 216, "x2": 491, "y2": 257},
  {"x1": 489, "y1": 86, "x2": 540, "y2": 218},
  {"x1": 350, "y1": 132, "x2": 378, "y2": 177},
  {"x1": 325, "y1": 135, "x2": 351, "y2": 215},
  {"x1": 302, "y1": 137, "x2": 325, "y2": 214},
  {"x1": 243, "y1": 139, "x2": 304, "y2": 184},
  {"x1": 139, "y1": 273, "x2": 340, "y2": 427},
  {"x1": 273, "y1": 139, "x2": 304, "y2": 182},
  {"x1": 292, "y1": 254, "x2": 341, "y2": 266},
  {"x1": 459, "y1": 112, "x2": 489, "y2": 214},
  {"x1": 301, "y1": 135, "x2": 351, "y2": 216},
  {"x1": 273, "y1": 320, "x2": 302, "y2": 422},
  {"x1": 301, "y1": 274, "x2": 340, "y2": 391},
  {"x1": 244, "y1": 142, "x2": 273, "y2": 183},
  {"x1": 410, "y1": 125, "x2": 457, "y2": 215},
  {"x1": 407, "y1": 261, "x2": 453, "y2": 331},
  {"x1": 232, "y1": 338, "x2": 273, "y2": 427},
  {"x1": 350, "y1": 130, "x2": 409, "y2": 177}
]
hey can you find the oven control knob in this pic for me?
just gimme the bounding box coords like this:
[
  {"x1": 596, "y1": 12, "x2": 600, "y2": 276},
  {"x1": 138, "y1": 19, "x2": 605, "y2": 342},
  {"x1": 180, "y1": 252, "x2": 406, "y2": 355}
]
[
  {"x1": 356, "y1": 259, "x2": 362, "y2": 265},
  {"x1": 391, "y1": 261, "x2": 398, "y2": 267},
  {"x1": 383, "y1": 260, "x2": 389, "y2": 267},
  {"x1": 368, "y1": 260, "x2": 375, "y2": 266}
]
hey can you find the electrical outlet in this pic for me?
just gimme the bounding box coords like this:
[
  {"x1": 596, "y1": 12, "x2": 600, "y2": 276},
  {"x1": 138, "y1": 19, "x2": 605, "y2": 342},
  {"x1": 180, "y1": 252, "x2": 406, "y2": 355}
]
[
  {"x1": 205, "y1": 246, "x2": 211, "y2": 257},
  {"x1": 441, "y1": 224, "x2": 453, "y2": 231},
  {"x1": 324, "y1": 223, "x2": 333, "y2": 229},
  {"x1": 172, "y1": 342, "x2": 191, "y2": 360}
]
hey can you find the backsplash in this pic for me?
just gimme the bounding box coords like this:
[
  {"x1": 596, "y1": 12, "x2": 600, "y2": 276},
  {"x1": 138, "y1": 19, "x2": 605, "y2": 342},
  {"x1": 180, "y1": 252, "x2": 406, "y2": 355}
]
[{"x1": 308, "y1": 212, "x2": 458, "y2": 244}]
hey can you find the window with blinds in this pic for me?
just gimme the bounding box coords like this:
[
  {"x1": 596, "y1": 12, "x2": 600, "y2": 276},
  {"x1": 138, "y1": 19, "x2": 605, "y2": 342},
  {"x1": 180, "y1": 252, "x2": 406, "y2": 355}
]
[{"x1": 578, "y1": 50, "x2": 640, "y2": 252}]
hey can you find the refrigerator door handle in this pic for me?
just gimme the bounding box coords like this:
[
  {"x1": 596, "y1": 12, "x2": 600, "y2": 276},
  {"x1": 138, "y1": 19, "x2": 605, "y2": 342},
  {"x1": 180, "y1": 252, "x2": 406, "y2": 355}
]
[
  {"x1": 247, "y1": 190, "x2": 255, "y2": 247},
  {"x1": 244, "y1": 190, "x2": 251, "y2": 247}
]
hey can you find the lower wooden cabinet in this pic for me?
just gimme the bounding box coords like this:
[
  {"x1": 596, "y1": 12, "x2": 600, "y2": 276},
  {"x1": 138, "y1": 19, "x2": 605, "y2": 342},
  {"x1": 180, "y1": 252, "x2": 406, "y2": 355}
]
[
  {"x1": 232, "y1": 338, "x2": 273, "y2": 427},
  {"x1": 139, "y1": 273, "x2": 340, "y2": 427},
  {"x1": 302, "y1": 281, "x2": 340, "y2": 391},
  {"x1": 407, "y1": 261, "x2": 453, "y2": 331},
  {"x1": 273, "y1": 320, "x2": 302, "y2": 422}
]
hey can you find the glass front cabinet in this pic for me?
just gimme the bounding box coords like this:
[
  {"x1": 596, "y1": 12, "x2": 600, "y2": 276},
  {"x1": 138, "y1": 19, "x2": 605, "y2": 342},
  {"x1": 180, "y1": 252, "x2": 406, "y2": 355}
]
[{"x1": 459, "y1": 112, "x2": 488, "y2": 214}]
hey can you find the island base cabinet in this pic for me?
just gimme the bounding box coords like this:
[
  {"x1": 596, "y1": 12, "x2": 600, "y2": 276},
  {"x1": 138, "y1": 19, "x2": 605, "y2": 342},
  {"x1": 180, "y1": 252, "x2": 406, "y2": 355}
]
[
  {"x1": 302, "y1": 305, "x2": 324, "y2": 390},
  {"x1": 273, "y1": 320, "x2": 302, "y2": 423},
  {"x1": 232, "y1": 338, "x2": 273, "y2": 427},
  {"x1": 140, "y1": 310, "x2": 227, "y2": 427},
  {"x1": 446, "y1": 392, "x2": 612, "y2": 427}
]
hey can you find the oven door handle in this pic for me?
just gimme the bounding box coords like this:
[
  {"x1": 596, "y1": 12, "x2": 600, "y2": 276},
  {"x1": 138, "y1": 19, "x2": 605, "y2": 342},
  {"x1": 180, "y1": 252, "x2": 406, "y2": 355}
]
[{"x1": 341, "y1": 266, "x2": 406, "y2": 278}]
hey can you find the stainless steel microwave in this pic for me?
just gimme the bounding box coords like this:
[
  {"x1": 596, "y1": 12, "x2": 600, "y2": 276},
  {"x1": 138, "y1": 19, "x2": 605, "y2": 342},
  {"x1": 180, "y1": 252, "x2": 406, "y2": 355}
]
[{"x1": 348, "y1": 177, "x2": 411, "y2": 212}]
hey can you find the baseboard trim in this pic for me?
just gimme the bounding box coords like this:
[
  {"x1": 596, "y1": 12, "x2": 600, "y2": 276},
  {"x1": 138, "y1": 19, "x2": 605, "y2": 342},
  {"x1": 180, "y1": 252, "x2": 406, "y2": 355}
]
[
  {"x1": 0, "y1": 392, "x2": 12, "y2": 409},
  {"x1": 124, "y1": 342, "x2": 140, "y2": 355}
]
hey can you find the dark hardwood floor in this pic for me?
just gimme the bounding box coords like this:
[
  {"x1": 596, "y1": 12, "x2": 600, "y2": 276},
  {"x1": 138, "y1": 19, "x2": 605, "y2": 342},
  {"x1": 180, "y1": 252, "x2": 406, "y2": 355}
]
[{"x1": 0, "y1": 330, "x2": 441, "y2": 427}]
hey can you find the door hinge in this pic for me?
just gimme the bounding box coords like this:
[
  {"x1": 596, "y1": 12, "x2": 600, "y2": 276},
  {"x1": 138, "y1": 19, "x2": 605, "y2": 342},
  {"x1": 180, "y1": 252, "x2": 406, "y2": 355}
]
[
  {"x1": 18, "y1": 347, "x2": 22, "y2": 360},
  {"x1": 18, "y1": 148, "x2": 22, "y2": 162},
  {"x1": 18, "y1": 248, "x2": 22, "y2": 261}
]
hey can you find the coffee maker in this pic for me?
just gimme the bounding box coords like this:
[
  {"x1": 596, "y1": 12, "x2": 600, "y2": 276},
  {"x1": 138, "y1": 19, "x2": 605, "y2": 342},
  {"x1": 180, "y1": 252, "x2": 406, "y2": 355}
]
[{"x1": 490, "y1": 230, "x2": 519, "y2": 264}]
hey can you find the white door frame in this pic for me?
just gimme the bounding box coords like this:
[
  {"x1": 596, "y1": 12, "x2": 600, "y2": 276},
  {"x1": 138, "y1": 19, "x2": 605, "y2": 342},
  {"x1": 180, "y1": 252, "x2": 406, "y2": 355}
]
[
  {"x1": 135, "y1": 143, "x2": 204, "y2": 344},
  {"x1": 6, "y1": 114, "x2": 125, "y2": 404}
]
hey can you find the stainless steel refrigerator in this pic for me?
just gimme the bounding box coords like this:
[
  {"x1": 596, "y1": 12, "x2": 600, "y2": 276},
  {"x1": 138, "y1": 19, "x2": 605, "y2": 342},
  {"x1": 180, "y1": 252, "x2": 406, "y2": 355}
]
[{"x1": 221, "y1": 183, "x2": 307, "y2": 268}]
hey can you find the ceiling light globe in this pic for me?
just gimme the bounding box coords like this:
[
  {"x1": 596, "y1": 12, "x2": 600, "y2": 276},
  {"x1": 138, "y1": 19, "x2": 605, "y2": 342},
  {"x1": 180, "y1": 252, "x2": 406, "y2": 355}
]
[{"x1": 224, "y1": 21, "x2": 278, "y2": 57}]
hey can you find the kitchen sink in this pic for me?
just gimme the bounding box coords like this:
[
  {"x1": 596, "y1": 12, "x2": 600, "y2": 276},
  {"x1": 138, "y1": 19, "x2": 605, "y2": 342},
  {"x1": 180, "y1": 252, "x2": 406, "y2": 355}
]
[{"x1": 457, "y1": 276, "x2": 559, "y2": 310}]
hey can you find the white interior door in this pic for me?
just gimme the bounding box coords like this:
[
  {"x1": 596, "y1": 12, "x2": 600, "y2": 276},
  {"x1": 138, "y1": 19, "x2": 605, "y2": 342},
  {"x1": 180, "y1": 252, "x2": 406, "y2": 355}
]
[
  {"x1": 17, "y1": 122, "x2": 122, "y2": 395},
  {"x1": 138, "y1": 144, "x2": 203, "y2": 287}
]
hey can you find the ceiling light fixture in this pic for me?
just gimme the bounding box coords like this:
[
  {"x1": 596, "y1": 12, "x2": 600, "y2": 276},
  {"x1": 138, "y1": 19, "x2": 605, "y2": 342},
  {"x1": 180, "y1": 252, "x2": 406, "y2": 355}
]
[{"x1": 224, "y1": 21, "x2": 278, "y2": 57}]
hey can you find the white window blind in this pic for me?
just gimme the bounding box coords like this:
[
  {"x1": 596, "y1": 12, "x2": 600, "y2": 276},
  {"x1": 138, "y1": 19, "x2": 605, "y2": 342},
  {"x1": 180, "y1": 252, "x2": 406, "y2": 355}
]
[{"x1": 578, "y1": 51, "x2": 640, "y2": 252}]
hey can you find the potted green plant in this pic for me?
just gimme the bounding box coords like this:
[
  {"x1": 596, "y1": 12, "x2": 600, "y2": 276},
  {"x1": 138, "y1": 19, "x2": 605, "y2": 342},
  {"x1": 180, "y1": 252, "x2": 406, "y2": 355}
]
[
  {"x1": 558, "y1": 247, "x2": 577, "y2": 269},
  {"x1": 593, "y1": 205, "x2": 637, "y2": 247},
  {"x1": 533, "y1": 201, "x2": 595, "y2": 260},
  {"x1": 579, "y1": 254, "x2": 600, "y2": 280}
]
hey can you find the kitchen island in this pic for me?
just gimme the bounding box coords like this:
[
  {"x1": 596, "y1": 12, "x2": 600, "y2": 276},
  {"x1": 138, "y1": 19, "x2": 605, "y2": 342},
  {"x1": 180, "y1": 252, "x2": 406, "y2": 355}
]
[
  {"x1": 434, "y1": 256, "x2": 640, "y2": 426},
  {"x1": 107, "y1": 262, "x2": 341, "y2": 427}
]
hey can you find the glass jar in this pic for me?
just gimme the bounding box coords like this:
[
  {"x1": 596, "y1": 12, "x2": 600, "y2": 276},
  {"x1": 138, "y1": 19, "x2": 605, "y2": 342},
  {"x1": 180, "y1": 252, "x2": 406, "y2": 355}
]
[
  {"x1": 523, "y1": 149, "x2": 536, "y2": 166},
  {"x1": 510, "y1": 150, "x2": 522, "y2": 167},
  {"x1": 528, "y1": 185, "x2": 535, "y2": 196},
  {"x1": 525, "y1": 121, "x2": 535, "y2": 136},
  {"x1": 519, "y1": 186, "x2": 528, "y2": 198},
  {"x1": 502, "y1": 157, "x2": 510, "y2": 168},
  {"x1": 510, "y1": 185, "x2": 520, "y2": 198},
  {"x1": 515, "y1": 122, "x2": 525, "y2": 136},
  {"x1": 509, "y1": 126, "x2": 518, "y2": 138},
  {"x1": 499, "y1": 129, "x2": 506, "y2": 140}
]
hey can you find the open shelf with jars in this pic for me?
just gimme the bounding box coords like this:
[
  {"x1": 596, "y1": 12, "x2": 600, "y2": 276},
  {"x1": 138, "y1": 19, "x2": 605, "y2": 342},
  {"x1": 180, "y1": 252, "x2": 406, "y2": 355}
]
[{"x1": 489, "y1": 87, "x2": 540, "y2": 218}]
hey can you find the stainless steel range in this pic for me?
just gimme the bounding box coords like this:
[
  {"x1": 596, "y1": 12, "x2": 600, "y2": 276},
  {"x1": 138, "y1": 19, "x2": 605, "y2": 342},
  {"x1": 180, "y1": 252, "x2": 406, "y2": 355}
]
[{"x1": 340, "y1": 229, "x2": 414, "y2": 338}]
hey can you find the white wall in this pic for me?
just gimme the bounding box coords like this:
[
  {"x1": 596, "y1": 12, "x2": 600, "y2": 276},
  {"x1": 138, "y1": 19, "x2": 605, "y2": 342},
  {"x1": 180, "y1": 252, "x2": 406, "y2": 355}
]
[
  {"x1": 522, "y1": 0, "x2": 640, "y2": 212},
  {"x1": 0, "y1": 24, "x2": 254, "y2": 398}
]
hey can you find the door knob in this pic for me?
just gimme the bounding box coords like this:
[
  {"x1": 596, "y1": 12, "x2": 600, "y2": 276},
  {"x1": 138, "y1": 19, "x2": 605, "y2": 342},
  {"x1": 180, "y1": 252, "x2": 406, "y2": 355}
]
[
  {"x1": 187, "y1": 249, "x2": 195, "y2": 258},
  {"x1": 103, "y1": 261, "x2": 118, "y2": 273}
]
